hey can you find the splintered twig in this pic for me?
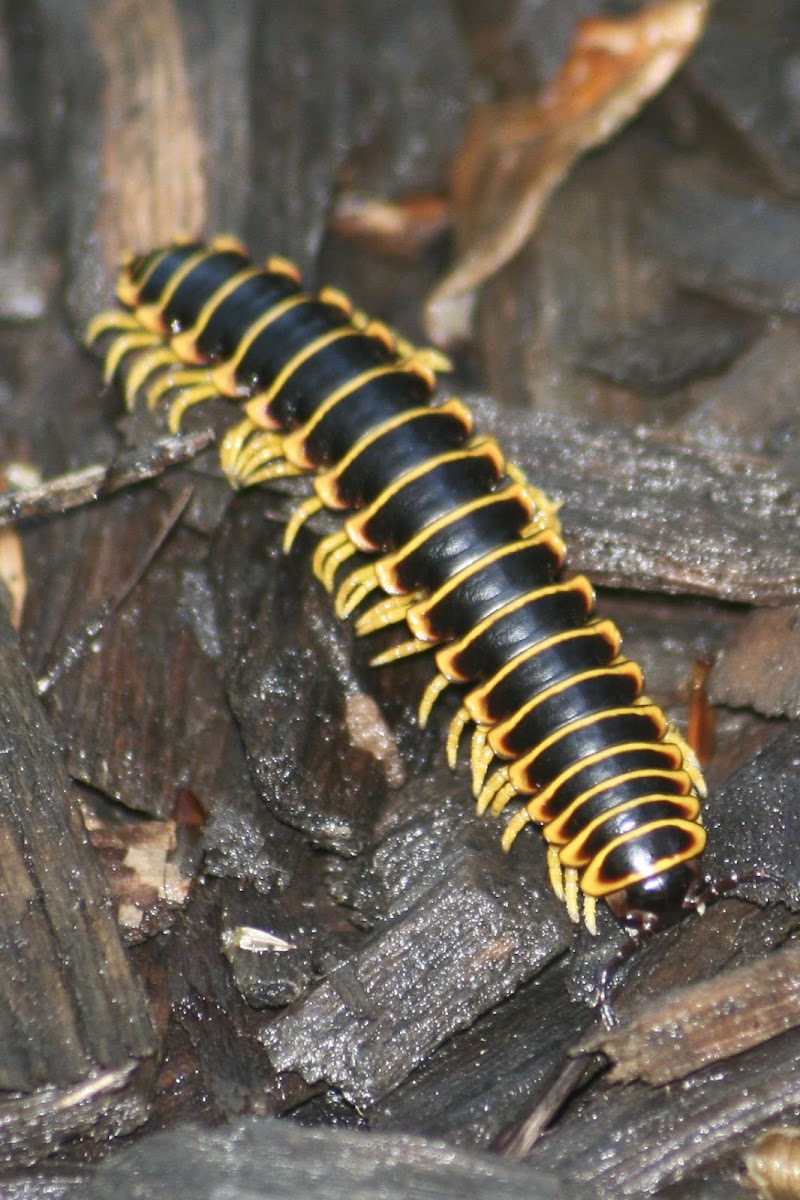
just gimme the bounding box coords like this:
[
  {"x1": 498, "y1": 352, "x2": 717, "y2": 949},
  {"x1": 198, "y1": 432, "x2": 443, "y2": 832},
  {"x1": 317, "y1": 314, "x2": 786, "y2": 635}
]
[{"x1": 0, "y1": 429, "x2": 214, "y2": 527}]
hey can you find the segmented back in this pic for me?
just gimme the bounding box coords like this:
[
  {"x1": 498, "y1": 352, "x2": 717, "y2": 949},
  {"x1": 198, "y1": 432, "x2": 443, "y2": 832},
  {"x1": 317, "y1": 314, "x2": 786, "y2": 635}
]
[{"x1": 87, "y1": 236, "x2": 707, "y2": 934}]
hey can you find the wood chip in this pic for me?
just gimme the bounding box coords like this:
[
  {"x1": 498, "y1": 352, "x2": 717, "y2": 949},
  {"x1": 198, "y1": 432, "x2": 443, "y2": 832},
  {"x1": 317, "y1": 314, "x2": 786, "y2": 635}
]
[{"x1": 580, "y1": 942, "x2": 800, "y2": 1085}]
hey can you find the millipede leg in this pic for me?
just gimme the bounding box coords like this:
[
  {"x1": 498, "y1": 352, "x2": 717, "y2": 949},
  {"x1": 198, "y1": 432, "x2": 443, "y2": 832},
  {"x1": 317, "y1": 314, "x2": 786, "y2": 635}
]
[
  {"x1": 369, "y1": 635, "x2": 431, "y2": 667},
  {"x1": 502, "y1": 807, "x2": 532, "y2": 852},
  {"x1": 103, "y1": 330, "x2": 164, "y2": 387},
  {"x1": 418, "y1": 673, "x2": 449, "y2": 728},
  {"x1": 313, "y1": 531, "x2": 357, "y2": 592},
  {"x1": 284, "y1": 496, "x2": 324, "y2": 553},
  {"x1": 490, "y1": 779, "x2": 518, "y2": 817},
  {"x1": 355, "y1": 592, "x2": 418, "y2": 635},
  {"x1": 336, "y1": 564, "x2": 382, "y2": 618},
  {"x1": 446, "y1": 706, "x2": 470, "y2": 768},
  {"x1": 123, "y1": 345, "x2": 185, "y2": 406},
  {"x1": 548, "y1": 846, "x2": 565, "y2": 899},
  {"x1": 476, "y1": 766, "x2": 509, "y2": 816},
  {"x1": 471, "y1": 727, "x2": 494, "y2": 798},
  {"x1": 582, "y1": 896, "x2": 598, "y2": 935},
  {"x1": 564, "y1": 869, "x2": 581, "y2": 923}
]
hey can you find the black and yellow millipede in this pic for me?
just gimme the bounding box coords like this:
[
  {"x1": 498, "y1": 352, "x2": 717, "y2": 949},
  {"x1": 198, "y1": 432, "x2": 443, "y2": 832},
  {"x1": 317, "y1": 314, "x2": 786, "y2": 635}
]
[{"x1": 87, "y1": 235, "x2": 708, "y2": 937}]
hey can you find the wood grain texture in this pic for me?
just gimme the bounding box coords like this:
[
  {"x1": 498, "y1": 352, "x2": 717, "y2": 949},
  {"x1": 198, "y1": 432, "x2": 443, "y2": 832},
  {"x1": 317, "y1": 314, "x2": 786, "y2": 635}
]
[{"x1": 0, "y1": 606, "x2": 155, "y2": 1162}]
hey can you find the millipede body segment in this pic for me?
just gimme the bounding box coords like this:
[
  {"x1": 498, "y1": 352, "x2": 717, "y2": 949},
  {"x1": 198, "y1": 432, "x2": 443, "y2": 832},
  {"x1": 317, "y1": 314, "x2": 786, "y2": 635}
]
[{"x1": 87, "y1": 236, "x2": 707, "y2": 935}]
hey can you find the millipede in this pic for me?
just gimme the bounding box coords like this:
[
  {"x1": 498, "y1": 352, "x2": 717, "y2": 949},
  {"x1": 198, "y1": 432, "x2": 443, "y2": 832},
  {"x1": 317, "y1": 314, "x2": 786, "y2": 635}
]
[{"x1": 87, "y1": 234, "x2": 708, "y2": 938}]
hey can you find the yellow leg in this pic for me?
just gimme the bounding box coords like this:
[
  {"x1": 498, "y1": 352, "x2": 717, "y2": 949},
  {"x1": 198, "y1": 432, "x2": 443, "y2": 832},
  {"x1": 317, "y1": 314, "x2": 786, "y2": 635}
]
[
  {"x1": 505, "y1": 463, "x2": 563, "y2": 537},
  {"x1": 446, "y1": 706, "x2": 470, "y2": 769},
  {"x1": 239, "y1": 457, "x2": 304, "y2": 488},
  {"x1": 502, "y1": 807, "x2": 531, "y2": 852},
  {"x1": 418, "y1": 673, "x2": 449, "y2": 728},
  {"x1": 370, "y1": 636, "x2": 431, "y2": 668},
  {"x1": 564, "y1": 868, "x2": 581, "y2": 924},
  {"x1": 582, "y1": 896, "x2": 598, "y2": 936},
  {"x1": 220, "y1": 418, "x2": 258, "y2": 479},
  {"x1": 313, "y1": 531, "x2": 357, "y2": 592},
  {"x1": 229, "y1": 428, "x2": 286, "y2": 477},
  {"x1": 355, "y1": 592, "x2": 418, "y2": 635},
  {"x1": 103, "y1": 330, "x2": 163, "y2": 386},
  {"x1": 336, "y1": 564, "x2": 383, "y2": 619},
  {"x1": 347, "y1": 303, "x2": 452, "y2": 375},
  {"x1": 284, "y1": 496, "x2": 323, "y2": 553},
  {"x1": 471, "y1": 730, "x2": 495, "y2": 798},
  {"x1": 122, "y1": 345, "x2": 182, "y2": 405},
  {"x1": 86, "y1": 308, "x2": 143, "y2": 345},
  {"x1": 165, "y1": 381, "x2": 223, "y2": 432},
  {"x1": 476, "y1": 767, "x2": 509, "y2": 816},
  {"x1": 548, "y1": 845, "x2": 565, "y2": 898},
  {"x1": 490, "y1": 779, "x2": 518, "y2": 817}
]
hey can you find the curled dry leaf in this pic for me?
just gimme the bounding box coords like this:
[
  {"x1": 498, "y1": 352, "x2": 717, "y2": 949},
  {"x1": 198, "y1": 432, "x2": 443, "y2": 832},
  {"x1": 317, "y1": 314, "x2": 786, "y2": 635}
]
[{"x1": 425, "y1": 0, "x2": 712, "y2": 345}]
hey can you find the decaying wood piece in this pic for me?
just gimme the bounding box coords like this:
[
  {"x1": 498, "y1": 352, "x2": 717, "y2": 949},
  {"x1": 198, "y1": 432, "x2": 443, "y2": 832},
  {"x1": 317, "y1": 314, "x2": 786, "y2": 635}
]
[
  {"x1": 80, "y1": 1115, "x2": 584, "y2": 1200},
  {"x1": 701, "y1": 724, "x2": 800, "y2": 892},
  {"x1": 5, "y1": 0, "x2": 254, "y2": 328},
  {"x1": 526, "y1": 1025, "x2": 800, "y2": 1198},
  {"x1": 580, "y1": 942, "x2": 800, "y2": 1085},
  {"x1": 92, "y1": 0, "x2": 208, "y2": 263},
  {"x1": 260, "y1": 801, "x2": 572, "y2": 1108},
  {"x1": 688, "y1": 0, "x2": 800, "y2": 194},
  {"x1": 0, "y1": 605, "x2": 155, "y2": 1164},
  {"x1": 0, "y1": 431, "x2": 215, "y2": 528},
  {"x1": 475, "y1": 400, "x2": 800, "y2": 604}
]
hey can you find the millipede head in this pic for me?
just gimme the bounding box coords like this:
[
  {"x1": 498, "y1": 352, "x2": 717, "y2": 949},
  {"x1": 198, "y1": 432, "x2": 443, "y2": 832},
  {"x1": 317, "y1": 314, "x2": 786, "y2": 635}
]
[{"x1": 604, "y1": 858, "x2": 705, "y2": 934}]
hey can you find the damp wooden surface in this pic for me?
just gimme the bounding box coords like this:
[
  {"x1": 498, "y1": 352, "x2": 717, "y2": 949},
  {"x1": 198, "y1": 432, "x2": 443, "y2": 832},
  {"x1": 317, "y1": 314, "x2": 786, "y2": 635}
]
[
  {"x1": 3, "y1": 2, "x2": 800, "y2": 1198},
  {"x1": 0, "y1": 605, "x2": 155, "y2": 1164}
]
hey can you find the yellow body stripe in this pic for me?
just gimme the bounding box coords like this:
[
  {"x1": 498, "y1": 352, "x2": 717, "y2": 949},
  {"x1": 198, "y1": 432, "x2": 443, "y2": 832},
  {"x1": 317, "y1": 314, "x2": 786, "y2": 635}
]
[
  {"x1": 283, "y1": 366, "x2": 410, "y2": 472},
  {"x1": 345, "y1": 438, "x2": 505, "y2": 552},
  {"x1": 579, "y1": 819, "x2": 707, "y2": 897},
  {"x1": 488, "y1": 660, "x2": 644, "y2": 758},
  {"x1": 375, "y1": 483, "x2": 532, "y2": 595},
  {"x1": 169, "y1": 269, "x2": 293, "y2": 367},
  {"x1": 133, "y1": 247, "x2": 210, "y2": 332},
  {"x1": 525, "y1": 741, "x2": 684, "y2": 825},
  {"x1": 213, "y1": 309, "x2": 354, "y2": 399},
  {"x1": 434, "y1": 576, "x2": 595, "y2": 683},
  {"x1": 463, "y1": 618, "x2": 621, "y2": 725},
  {"x1": 313, "y1": 398, "x2": 472, "y2": 507},
  {"x1": 507, "y1": 705, "x2": 668, "y2": 790},
  {"x1": 406, "y1": 529, "x2": 566, "y2": 642}
]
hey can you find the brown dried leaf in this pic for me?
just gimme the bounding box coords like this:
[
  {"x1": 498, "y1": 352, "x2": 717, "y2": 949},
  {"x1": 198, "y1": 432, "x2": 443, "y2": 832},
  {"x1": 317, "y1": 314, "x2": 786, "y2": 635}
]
[
  {"x1": 426, "y1": 0, "x2": 712, "y2": 345},
  {"x1": 579, "y1": 942, "x2": 800, "y2": 1085}
]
